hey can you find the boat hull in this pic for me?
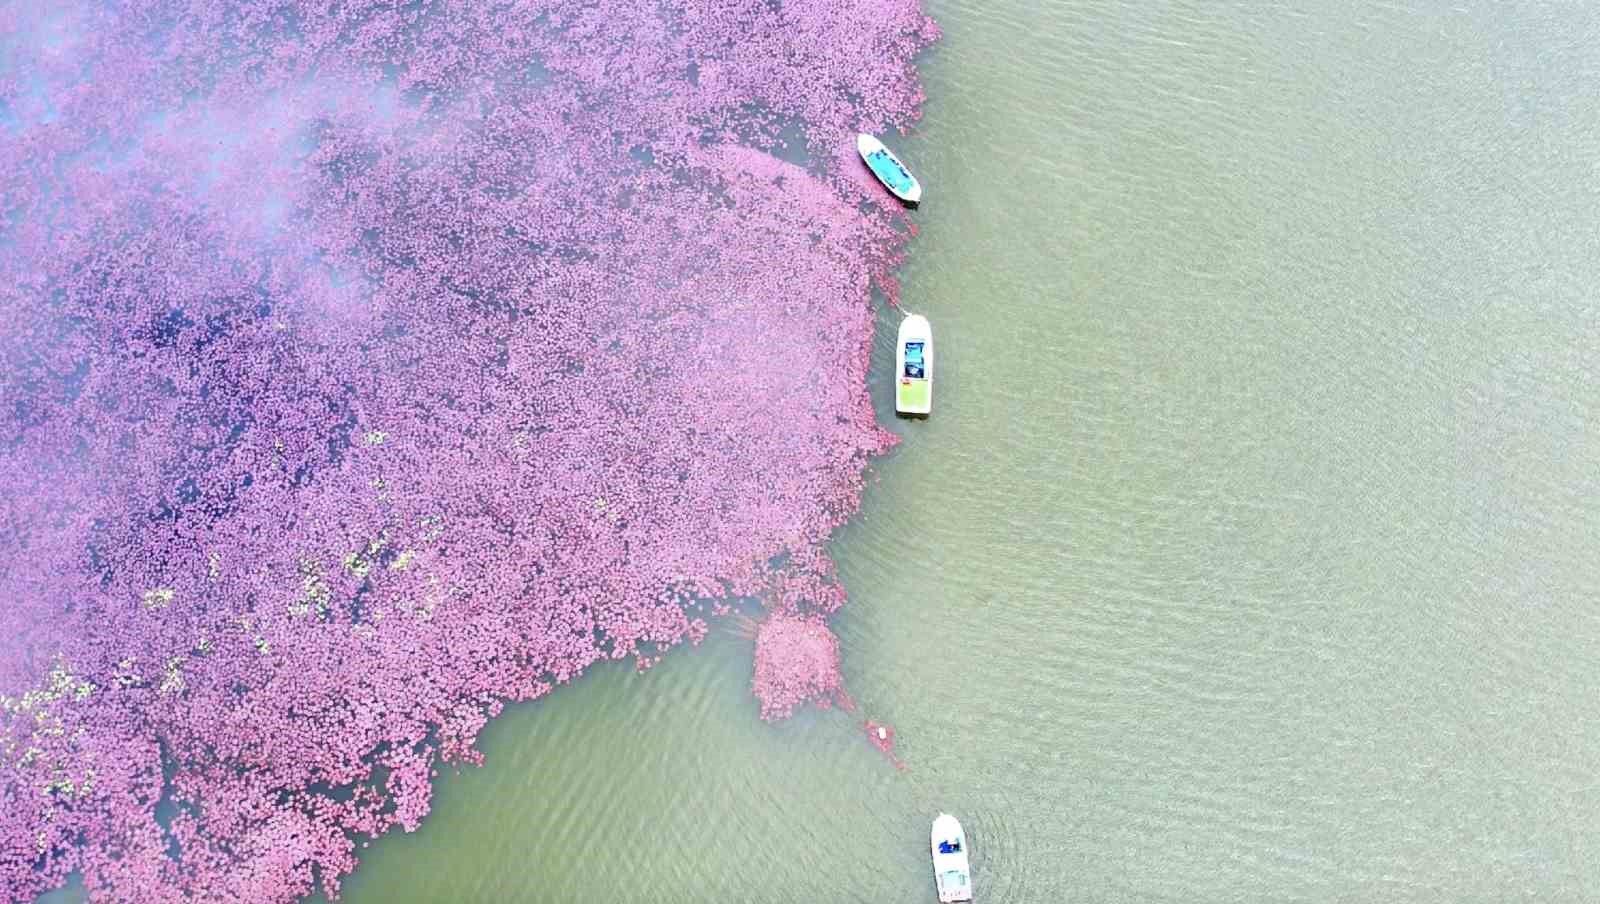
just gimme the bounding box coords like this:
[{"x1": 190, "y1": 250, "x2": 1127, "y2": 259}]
[
  {"x1": 931, "y1": 813, "x2": 973, "y2": 903},
  {"x1": 857, "y1": 133, "x2": 923, "y2": 205},
  {"x1": 895, "y1": 314, "x2": 933, "y2": 417}
]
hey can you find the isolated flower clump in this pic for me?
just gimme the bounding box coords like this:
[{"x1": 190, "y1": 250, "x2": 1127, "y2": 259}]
[
  {"x1": 0, "y1": 0, "x2": 937, "y2": 900},
  {"x1": 751, "y1": 613, "x2": 844, "y2": 721}
]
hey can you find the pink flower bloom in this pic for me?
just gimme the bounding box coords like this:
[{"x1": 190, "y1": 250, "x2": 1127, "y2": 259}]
[{"x1": 0, "y1": 0, "x2": 936, "y2": 900}]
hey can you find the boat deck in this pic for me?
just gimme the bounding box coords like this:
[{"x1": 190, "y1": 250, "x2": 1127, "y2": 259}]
[{"x1": 897, "y1": 379, "x2": 930, "y2": 415}]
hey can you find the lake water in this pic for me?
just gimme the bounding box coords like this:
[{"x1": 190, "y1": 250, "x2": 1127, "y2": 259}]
[{"x1": 43, "y1": 1, "x2": 1600, "y2": 901}]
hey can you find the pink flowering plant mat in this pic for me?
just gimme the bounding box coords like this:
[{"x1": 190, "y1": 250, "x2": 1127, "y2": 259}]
[{"x1": 0, "y1": 0, "x2": 937, "y2": 900}]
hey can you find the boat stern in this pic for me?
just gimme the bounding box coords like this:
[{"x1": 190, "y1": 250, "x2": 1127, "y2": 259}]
[
  {"x1": 896, "y1": 377, "x2": 931, "y2": 416},
  {"x1": 938, "y1": 882, "x2": 974, "y2": 904}
]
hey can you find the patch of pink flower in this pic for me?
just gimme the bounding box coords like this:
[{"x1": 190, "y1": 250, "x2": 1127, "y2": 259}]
[
  {"x1": 750, "y1": 613, "x2": 844, "y2": 721},
  {"x1": 863, "y1": 719, "x2": 906, "y2": 771},
  {"x1": 0, "y1": 0, "x2": 938, "y2": 901}
]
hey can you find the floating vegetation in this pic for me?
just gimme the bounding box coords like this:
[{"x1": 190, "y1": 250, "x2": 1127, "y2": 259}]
[{"x1": 0, "y1": 0, "x2": 937, "y2": 900}]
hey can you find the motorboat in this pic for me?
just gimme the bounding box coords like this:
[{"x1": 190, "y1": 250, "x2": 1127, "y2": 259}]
[
  {"x1": 931, "y1": 813, "x2": 972, "y2": 902},
  {"x1": 895, "y1": 314, "x2": 933, "y2": 417},
  {"x1": 857, "y1": 133, "x2": 923, "y2": 205}
]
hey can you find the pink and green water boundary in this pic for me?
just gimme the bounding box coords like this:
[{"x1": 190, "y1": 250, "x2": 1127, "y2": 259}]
[{"x1": 0, "y1": 0, "x2": 937, "y2": 900}]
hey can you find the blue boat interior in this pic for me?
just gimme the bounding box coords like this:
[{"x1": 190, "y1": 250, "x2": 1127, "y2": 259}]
[
  {"x1": 867, "y1": 149, "x2": 916, "y2": 194},
  {"x1": 903, "y1": 341, "x2": 926, "y2": 379}
]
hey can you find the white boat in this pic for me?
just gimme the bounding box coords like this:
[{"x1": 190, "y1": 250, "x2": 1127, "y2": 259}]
[
  {"x1": 857, "y1": 133, "x2": 923, "y2": 205},
  {"x1": 931, "y1": 813, "x2": 973, "y2": 902},
  {"x1": 895, "y1": 314, "x2": 933, "y2": 417}
]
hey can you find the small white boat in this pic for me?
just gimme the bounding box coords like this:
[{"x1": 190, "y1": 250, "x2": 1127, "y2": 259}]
[
  {"x1": 895, "y1": 314, "x2": 932, "y2": 417},
  {"x1": 931, "y1": 813, "x2": 973, "y2": 903},
  {"x1": 857, "y1": 133, "x2": 923, "y2": 205}
]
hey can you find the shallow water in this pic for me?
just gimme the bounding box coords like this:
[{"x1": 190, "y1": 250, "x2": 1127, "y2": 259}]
[{"x1": 42, "y1": 0, "x2": 1600, "y2": 901}]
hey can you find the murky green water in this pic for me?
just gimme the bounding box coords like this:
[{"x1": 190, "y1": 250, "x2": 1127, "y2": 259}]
[{"x1": 43, "y1": 1, "x2": 1600, "y2": 901}]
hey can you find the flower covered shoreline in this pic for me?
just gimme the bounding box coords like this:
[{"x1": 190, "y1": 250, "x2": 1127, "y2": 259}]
[{"x1": 0, "y1": 0, "x2": 938, "y2": 901}]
